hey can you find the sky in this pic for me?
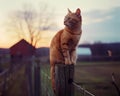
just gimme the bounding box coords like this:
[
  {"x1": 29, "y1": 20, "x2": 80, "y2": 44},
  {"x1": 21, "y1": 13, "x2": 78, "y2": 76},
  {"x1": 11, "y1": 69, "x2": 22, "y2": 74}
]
[{"x1": 0, "y1": 0, "x2": 120, "y2": 48}]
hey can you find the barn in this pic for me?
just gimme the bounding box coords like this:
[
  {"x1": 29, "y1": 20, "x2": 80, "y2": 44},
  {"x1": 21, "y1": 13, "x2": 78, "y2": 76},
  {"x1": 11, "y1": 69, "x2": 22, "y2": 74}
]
[{"x1": 10, "y1": 39, "x2": 35, "y2": 64}]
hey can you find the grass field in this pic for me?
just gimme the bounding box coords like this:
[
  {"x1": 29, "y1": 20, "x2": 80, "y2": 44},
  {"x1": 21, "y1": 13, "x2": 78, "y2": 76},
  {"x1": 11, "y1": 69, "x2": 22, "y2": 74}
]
[
  {"x1": 74, "y1": 61, "x2": 120, "y2": 96},
  {"x1": 0, "y1": 61, "x2": 120, "y2": 96}
]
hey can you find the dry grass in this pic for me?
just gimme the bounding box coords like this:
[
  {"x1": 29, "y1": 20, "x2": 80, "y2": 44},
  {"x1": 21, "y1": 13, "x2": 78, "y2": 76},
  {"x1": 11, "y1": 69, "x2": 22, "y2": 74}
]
[{"x1": 74, "y1": 61, "x2": 120, "y2": 96}]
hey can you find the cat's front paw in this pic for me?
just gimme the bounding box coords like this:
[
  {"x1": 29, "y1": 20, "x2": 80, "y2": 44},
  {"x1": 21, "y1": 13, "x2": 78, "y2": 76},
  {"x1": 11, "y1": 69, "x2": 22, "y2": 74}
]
[
  {"x1": 71, "y1": 60, "x2": 76, "y2": 65},
  {"x1": 65, "y1": 58, "x2": 72, "y2": 65},
  {"x1": 71, "y1": 56, "x2": 77, "y2": 64}
]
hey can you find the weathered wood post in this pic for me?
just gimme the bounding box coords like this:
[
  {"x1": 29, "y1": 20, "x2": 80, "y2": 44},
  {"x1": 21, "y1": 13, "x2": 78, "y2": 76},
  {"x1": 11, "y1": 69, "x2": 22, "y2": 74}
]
[
  {"x1": 55, "y1": 64, "x2": 74, "y2": 96},
  {"x1": 25, "y1": 59, "x2": 33, "y2": 96},
  {"x1": 2, "y1": 70, "x2": 8, "y2": 96},
  {"x1": 34, "y1": 59, "x2": 41, "y2": 96}
]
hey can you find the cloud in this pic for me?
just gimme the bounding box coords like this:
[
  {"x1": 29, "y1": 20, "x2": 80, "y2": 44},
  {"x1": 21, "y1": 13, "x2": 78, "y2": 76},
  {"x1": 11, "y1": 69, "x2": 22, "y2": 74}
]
[
  {"x1": 81, "y1": 7, "x2": 120, "y2": 43},
  {"x1": 83, "y1": 7, "x2": 119, "y2": 25},
  {"x1": 87, "y1": 7, "x2": 120, "y2": 32}
]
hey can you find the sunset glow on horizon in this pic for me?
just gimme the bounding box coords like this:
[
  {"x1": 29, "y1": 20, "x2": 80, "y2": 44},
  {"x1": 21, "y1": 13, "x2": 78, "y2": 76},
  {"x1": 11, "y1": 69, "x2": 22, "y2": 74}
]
[
  {"x1": 0, "y1": 0, "x2": 120, "y2": 48},
  {"x1": 0, "y1": 31, "x2": 57, "y2": 48}
]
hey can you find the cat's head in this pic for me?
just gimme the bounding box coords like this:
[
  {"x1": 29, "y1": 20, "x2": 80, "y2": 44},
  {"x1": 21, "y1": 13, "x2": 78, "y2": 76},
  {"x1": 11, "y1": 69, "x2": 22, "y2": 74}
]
[{"x1": 64, "y1": 8, "x2": 82, "y2": 30}]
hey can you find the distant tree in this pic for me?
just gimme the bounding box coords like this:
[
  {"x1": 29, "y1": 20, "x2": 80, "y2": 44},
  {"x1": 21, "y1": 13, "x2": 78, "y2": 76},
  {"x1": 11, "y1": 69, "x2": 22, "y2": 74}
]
[{"x1": 6, "y1": 3, "x2": 56, "y2": 47}]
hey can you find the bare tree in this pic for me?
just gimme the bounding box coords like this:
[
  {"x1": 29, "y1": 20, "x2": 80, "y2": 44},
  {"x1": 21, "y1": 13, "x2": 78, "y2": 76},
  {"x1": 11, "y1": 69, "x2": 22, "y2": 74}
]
[{"x1": 6, "y1": 3, "x2": 56, "y2": 47}]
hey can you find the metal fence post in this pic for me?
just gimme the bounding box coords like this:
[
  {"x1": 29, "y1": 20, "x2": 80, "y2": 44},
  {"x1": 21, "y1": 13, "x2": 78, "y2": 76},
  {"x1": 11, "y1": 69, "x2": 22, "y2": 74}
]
[{"x1": 55, "y1": 64, "x2": 74, "y2": 96}]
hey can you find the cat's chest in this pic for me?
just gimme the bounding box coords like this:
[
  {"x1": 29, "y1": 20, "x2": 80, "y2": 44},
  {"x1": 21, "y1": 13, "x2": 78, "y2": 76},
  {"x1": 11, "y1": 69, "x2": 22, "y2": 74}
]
[
  {"x1": 61, "y1": 32, "x2": 80, "y2": 48},
  {"x1": 67, "y1": 38, "x2": 78, "y2": 47}
]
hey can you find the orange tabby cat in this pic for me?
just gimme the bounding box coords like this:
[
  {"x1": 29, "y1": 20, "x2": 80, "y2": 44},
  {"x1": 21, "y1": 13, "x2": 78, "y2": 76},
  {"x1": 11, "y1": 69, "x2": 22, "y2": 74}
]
[{"x1": 50, "y1": 8, "x2": 82, "y2": 92}]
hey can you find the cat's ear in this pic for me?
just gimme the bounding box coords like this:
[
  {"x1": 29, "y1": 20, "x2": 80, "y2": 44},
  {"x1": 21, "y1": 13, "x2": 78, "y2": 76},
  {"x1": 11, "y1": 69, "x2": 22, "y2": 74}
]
[
  {"x1": 75, "y1": 8, "x2": 81, "y2": 16},
  {"x1": 68, "y1": 8, "x2": 72, "y2": 13}
]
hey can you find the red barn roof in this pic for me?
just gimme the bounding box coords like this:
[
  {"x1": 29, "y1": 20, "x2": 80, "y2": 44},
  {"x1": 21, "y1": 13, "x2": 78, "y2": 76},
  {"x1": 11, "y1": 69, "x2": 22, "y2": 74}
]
[{"x1": 10, "y1": 39, "x2": 35, "y2": 57}]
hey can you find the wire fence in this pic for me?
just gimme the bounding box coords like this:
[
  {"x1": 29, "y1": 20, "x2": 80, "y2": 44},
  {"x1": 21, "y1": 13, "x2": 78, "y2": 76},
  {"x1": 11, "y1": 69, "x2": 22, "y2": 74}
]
[
  {"x1": 0, "y1": 62, "x2": 23, "y2": 96},
  {"x1": 0, "y1": 57, "x2": 95, "y2": 96},
  {"x1": 73, "y1": 82, "x2": 95, "y2": 96}
]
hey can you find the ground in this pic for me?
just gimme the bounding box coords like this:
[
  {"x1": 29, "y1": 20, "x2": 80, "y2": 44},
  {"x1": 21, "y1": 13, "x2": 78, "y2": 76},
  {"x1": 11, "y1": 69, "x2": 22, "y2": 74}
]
[
  {"x1": 1, "y1": 61, "x2": 120, "y2": 96},
  {"x1": 74, "y1": 61, "x2": 120, "y2": 96}
]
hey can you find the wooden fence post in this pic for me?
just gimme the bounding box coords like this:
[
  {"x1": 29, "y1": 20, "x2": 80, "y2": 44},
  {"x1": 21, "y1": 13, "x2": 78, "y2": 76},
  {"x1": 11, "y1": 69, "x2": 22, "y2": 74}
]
[
  {"x1": 26, "y1": 57, "x2": 41, "y2": 96},
  {"x1": 34, "y1": 60, "x2": 41, "y2": 96},
  {"x1": 25, "y1": 60, "x2": 33, "y2": 96},
  {"x1": 55, "y1": 64, "x2": 74, "y2": 96},
  {"x1": 2, "y1": 70, "x2": 8, "y2": 96}
]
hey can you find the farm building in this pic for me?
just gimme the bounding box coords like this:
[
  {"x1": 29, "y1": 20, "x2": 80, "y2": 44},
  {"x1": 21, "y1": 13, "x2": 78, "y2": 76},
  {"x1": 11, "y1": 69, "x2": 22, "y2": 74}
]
[{"x1": 10, "y1": 39, "x2": 35, "y2": 64}]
